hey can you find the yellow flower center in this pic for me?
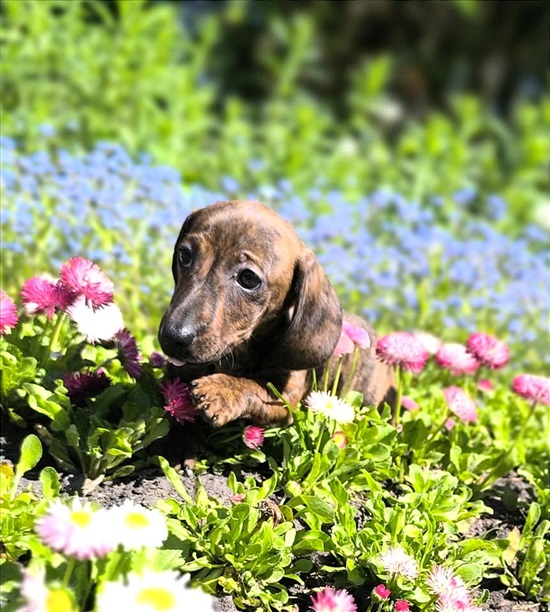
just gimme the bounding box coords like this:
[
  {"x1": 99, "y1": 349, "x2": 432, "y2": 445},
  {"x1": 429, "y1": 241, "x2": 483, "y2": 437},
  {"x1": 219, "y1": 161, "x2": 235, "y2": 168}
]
[
  {"x1": 46, "y1": 589, "x2": 73, "y2": 612},
  {"x1": 125, "y1": 511, "x2": 150, "y2": 529},
  {"x1": 136, "y1": 587, "x2": 175, "y2": 610},
  {"x1": 70, "y1": 510, "x2": 91, "y2": 527}
]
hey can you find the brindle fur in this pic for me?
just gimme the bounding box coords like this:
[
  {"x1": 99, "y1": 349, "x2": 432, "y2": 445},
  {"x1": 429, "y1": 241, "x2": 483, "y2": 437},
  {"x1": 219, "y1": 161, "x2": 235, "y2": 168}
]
[{"x1": 158, "y1": 200, "x2": 394, "y2": 427}]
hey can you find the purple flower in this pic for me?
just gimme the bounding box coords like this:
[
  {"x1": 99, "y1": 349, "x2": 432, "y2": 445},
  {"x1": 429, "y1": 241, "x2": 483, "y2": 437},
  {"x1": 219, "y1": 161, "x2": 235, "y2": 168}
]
[
  {"x1": 160, "y1": 379, "x2": 196, "y2": 424},
  {"x1": 149, "y1": 351, "x2": 166, "y2": 368},
  {"x1": 115, "y1": 329, "x2": 143, "y2": 379},
  {"x1": 64, "y1": 369, "x2": 111, "y2": 406},
  {"x1": 310, "y1": 586, "x2": 357, "y2": 612},
  {"x1": 0, "y1": 290, "x2": 18, "y2": 334},
  {"x1": 342, "y1": 321, "x2": 371, "y2": 349}
]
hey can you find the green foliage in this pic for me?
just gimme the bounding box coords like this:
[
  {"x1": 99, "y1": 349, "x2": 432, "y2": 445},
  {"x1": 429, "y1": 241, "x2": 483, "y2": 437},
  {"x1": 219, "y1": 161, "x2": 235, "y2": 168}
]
[{"x1": 1, "y1": 0, "x2": 548, "y2": 226}]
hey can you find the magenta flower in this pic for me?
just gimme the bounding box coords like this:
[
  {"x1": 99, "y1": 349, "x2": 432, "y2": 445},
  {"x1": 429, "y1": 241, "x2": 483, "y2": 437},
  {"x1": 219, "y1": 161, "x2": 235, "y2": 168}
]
[
  {"x1": 243, "y1": 425, "x2": 265, "y2": 449},
  {"x1": 160, "y1": 379, "x2": 196, "y2": 424},
  {"x1": 466, "y1": 332, "x2": 510, "y2": 369},
  {"x1": 342, "y1": 321, "x2": 371, "y2": 349},
  {"x1": 373, "y1": 584, "x2": 391, "y2": 600},
  {"x1": 60, "y1": 257, "x2": 114, "y2": 308},
  {"x1": 149, "y1": 351, "x2": 167, "y2": 368},
  {"x1": 64, "y1": 369, "x2": 111, "y2": 406},
  {"x1": 395, "y1": 601, "x2": 410, "y2": 612},
  {"x1": 477, "y1": 378, "x2": 494, "y2": 392},
  {"x1": 401, "y1": 395, "x2": 419, "y2": 411},
  {"x1": 443, "y1": 386, "x2": 477, "y2": 424},
  {"x1": 230, "y1": 493, "x2": 246, "y2": 504},
  {"x1": 444, "y1": 417, "x2": 456, "y2": 431},
  {"x1": 115, "y1": 329, "x2": 143, "y2": 379},
  {"x1": 0, "y1": 290, "x2": 18, "y2": 334},
  {"x1": 376, "y1": 332, "x2": 429, "y2": 374},
  {"x1": 412, "y1": 330, "x2": 442, "y2": 355},
  {"x1": 21, "y1": 276, "x2": 73, "y2": 319},
  {"x1": 512, "y1": 374, "x2": 550, "y2": 406},
  {"x1": 310, "y1": 586, "x2": 357, "y2": 612},
  {"x1": 436, "y1": 343, "x2": 480, "y2": 376},
  {"x1": 333, "y1": 329, "x2": 355, "y2": 357}
]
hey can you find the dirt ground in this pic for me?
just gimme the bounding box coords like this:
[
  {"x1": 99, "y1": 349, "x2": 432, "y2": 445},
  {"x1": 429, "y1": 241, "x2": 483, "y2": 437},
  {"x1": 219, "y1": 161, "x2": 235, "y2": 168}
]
[{"x1": 1, "y1": 418, "x2": 545, "y2": 612}]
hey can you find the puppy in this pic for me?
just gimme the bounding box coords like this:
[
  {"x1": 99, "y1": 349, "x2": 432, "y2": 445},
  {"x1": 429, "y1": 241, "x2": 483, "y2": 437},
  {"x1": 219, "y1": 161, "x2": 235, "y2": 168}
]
[{"x1": 158, "y1": 200, "x2": 394, "y2": 426}]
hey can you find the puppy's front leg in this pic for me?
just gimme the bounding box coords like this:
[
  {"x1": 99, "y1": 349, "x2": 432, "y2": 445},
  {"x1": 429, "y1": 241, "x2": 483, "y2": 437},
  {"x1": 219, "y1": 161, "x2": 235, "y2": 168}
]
[{"x1": 189, "y1": 370, "x2": 307, "y2": 427}]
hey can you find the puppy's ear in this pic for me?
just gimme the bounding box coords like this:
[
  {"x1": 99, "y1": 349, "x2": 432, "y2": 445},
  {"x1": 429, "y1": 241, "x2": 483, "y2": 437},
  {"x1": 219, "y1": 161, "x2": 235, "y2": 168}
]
[{"x1": 269, "y1": 250, "x2": 343, "y2": 370}]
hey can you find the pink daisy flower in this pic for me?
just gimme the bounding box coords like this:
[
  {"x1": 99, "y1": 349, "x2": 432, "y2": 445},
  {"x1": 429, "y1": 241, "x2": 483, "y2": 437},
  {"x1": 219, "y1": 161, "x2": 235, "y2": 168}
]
[
  {"x1": 412, "y1": 330, "x2": 442, "y2": 355},
  {"x1": 243, "y1": 425, "x2": 265, "y2": 449},
  {"x1": 333, "y1": 329, "x2": 355, "y2": 357},
  {"x1": 395, "y1": 602, "x2": 411, "y2": 612},
  {"x1": 401, "y1": 395, "x2": 419, "y2": 411},
  {"x1": 64, "y1": 369, "x2": 111, "y2": 406},
  {"x1": 436, "y1": 343, "x2": 480, "y2": 376},
  {"x1": 67, "y1": 297, "x2": 124, "y2": 343},
  {"x1": 342, "y1": 321, "x2": 371, "y2": 350},
  {"x1": 376, "y1": 332, "x2": 429, "y2": 374},
  {"x1": 477, "y1": 378, "x2": 494, "y2": 392},
  {"x1": 443, "y1": 386, "x2": 477, "y2": 423},
  {"x1": 511, "y1": 374, "x2": 550, "y2": 406},
  {"x1": 160, "y1": 379, "x2": 196, "y2": 424},
  {"x1": 115, "y1": 329, "x2": 143, "y2": 379},
  {"x1": 310, "y1": 586, "x2": 357, "y2": 612},
  {"x1": 444, "y1": 417, "x2": 456, "y2": 431},
  {"x1": 0, "y1": 290, "x2": 18, "y2": 334},
  {"x1": 331, "y1": 431, "x2": 348, "y2": 449},
  {"x1": 21, "y1": 276, "x2": 73, "y2": 319},
  {"x1": 59, "y1": 257, "x2": 114, "y2": 308},
  {"x1": 36, "y1": 498, "x2": 114, "y2": 560},
  {"x1": 426, "y1": 565, "x2": 470, "y2": 603},
  {"x1": 373, "y1": 584, "x2": 391, "y2": 600},
  {"x1": 466, "y1": 332, "x2": 510, "y2": 369}
]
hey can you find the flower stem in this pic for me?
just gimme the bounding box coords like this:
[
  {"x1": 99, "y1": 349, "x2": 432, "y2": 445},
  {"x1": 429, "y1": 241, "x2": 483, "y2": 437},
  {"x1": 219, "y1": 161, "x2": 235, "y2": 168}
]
[
  {"x1": 331, "y1": 356, "x2": 344, "y2": 396},
  {"x1": 45, "y1": 312, "x2": 67, "y2": 362},
  {"x1": 392, "y1": 366, "x2": 403, "y2": 427},
  {"x1": 341, "y1": 347, "x2": 360, "y2": 397},
  {"x1": 62, "y1": 556, "x2": 76, "y2": 589}
]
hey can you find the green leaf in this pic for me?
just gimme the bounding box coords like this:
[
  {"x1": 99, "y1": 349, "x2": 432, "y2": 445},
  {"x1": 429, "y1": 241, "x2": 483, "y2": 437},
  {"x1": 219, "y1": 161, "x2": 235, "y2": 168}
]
[
  {"x1": 157, "y1": 456, "x2": 194, "y2": 505},
  {"x1": 16, "y1": 434, "x2": 42, "y2": 477},
  {"x1": 39, "y1": 466, "x2": 60, "y2": 498}
]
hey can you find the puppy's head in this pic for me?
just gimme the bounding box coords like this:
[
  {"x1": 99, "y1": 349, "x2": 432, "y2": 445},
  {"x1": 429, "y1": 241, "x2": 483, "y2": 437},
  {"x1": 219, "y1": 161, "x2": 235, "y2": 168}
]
[{"x1": 158, "y1": 200, "x2": 342, "y2": 370}]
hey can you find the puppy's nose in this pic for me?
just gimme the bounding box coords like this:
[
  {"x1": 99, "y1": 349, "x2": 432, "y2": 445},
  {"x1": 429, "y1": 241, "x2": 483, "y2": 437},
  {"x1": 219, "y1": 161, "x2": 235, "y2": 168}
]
[{"x1": 160, "y1": 319, "x2": 196, "y2": 349}]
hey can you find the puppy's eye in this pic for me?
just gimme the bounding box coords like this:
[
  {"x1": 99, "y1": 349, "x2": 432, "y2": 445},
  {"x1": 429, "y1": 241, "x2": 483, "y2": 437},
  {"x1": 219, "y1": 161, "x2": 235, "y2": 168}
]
[
  {"x1": 237, "y1": 269, "x2": 262, "y2": 291},
  {"x1": 178, "y1": 246, "x2": 193, "y2": 268}
]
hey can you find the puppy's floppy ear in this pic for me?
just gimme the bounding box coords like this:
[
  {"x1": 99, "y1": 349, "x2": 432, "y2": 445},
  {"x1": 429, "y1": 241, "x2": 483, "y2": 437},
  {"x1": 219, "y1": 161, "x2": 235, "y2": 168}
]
[{"x1": 268, "y1": 250, "x2": 343, "y2": 370}]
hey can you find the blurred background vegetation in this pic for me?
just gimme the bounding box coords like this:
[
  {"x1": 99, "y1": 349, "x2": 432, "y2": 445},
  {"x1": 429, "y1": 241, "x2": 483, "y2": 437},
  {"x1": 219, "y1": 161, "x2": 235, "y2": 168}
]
[{"x1": 1, "y1": 0, "x2": 548, "y2": 229}]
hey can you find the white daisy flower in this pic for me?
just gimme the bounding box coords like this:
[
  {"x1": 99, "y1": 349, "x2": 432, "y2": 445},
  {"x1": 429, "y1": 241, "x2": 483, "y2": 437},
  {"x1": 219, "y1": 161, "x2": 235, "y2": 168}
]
[
  {"x1": 67, "y1": 296, "x2": 124, "y2": 343},
  {"x1": 35, "y1": 498, "x2": 114, "y2": 560},
  {"x1": 108, "y1": 500, "x2": 168, "y2": 550},
  {"x1": 379, "y1": 545, "x2": 419, "y2": 580},
  {"x1": 305, "y1": 391, "x2": 355, "y2": 423},
  {"x1": 96, "y1": 570, "x2": 216, "y2": 611},
  {"x1": 21, "y1": 566, "x2": 75, "y2": 612}
]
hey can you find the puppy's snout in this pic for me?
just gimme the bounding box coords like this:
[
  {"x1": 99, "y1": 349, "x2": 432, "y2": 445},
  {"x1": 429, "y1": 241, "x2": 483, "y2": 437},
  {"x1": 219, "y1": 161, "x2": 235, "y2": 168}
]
[{"x1": 159, "y1": 317, "x2": 197, "y2": 352}]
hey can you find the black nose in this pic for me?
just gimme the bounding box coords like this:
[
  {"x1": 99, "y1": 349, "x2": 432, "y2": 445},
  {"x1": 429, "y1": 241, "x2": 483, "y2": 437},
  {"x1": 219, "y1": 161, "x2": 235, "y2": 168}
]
[{"x1": 159, "y1": 318, "x2": 196, "y2": 350}]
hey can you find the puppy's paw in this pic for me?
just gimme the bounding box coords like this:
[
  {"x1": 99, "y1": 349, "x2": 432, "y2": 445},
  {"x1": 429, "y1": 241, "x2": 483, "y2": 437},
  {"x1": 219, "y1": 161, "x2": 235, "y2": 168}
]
[{"x1": 189, "y1": 374, "x2": 245, "y2": 427}]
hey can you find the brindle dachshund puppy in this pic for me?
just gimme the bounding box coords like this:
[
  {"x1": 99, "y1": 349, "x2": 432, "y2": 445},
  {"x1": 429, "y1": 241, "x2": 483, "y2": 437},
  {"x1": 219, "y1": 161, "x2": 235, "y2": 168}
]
[{"x1": 158, "y1": 200, "x2": 394, "y2": 427}]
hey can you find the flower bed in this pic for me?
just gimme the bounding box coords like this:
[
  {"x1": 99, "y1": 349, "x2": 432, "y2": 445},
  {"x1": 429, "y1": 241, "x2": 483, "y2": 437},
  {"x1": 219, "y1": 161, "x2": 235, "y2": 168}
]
[{"x1": 1, "y1": 142, "x2": 549, "y2": 611}]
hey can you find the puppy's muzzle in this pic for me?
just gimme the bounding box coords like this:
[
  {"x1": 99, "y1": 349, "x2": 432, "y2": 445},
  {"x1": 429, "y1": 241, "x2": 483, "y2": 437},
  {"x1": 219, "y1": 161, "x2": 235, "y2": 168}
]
[{"x1": 158, "y1": 316, "x2": 196, "y2": 358}]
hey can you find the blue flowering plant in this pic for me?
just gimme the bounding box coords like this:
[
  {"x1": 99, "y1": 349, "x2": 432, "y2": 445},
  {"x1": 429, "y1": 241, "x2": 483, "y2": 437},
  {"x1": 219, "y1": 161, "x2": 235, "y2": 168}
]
[{"x1": 0, "y1": 259, "x2": 171, "y2": 485}]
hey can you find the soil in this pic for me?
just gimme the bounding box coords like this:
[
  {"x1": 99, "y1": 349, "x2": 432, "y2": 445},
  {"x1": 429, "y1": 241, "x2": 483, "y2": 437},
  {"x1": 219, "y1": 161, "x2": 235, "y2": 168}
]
[{"x1": 1, "y1": 418, "x2": 546, "y2": 612}]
